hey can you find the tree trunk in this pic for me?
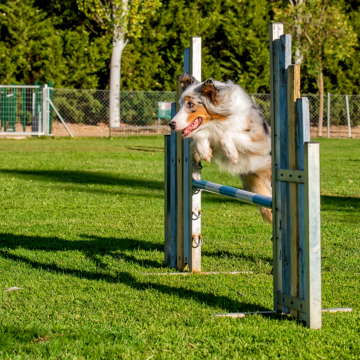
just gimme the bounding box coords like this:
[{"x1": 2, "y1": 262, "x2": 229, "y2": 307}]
[
  {"x1": 109, "y1": 34, "x2": 127, "y2": 128},
  {"x1": 317, "y1": 71, "x2": 324, "y2": 137},
  {"x1": 294, "y1": 0, "x2": 304, "y2": 65}
]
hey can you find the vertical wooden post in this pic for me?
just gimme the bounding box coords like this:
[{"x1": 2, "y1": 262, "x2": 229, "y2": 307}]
[
  {"x1": 269, "y1": 23, "x2": 284, "y2": 313},
  {"x1": 170, "y1": 104, "x2": 178, "y2": 268},
  {"x1": 304, "y1": 142, "x2": 322, "y2": 329},
  {"x1": 296, "y1": 97, "x2": 310, "y2": 321},
  {"x1": 279, "y1": 34, "x2": 292, "y2": 314},
  {"x1": 175, "y1": 77, "x2": 185, "y2": 270},
  {"x1": 287, "y1": 65, "x2": 301, "y2": 318},
  {"x1": 183, "y1": 47, "x2": 191, "y2": 265},
  {"x1": 164, "y1": 135, "x2": 171, "y2": 265},
  {"x1": 189, "y1": 37, "x2": 202, "y2": 273}
]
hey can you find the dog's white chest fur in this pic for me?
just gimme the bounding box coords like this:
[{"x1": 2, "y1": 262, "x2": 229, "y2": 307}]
[{"x1": 191, "y1": 111, "x2": 271, "y2": 176}]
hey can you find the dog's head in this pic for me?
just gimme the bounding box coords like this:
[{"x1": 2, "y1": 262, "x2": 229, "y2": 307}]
[{"x1": 169, "y1": 73, "x2": 229, "y2": 138}]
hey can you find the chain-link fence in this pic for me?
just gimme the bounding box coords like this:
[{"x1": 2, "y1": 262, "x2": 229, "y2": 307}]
[
  {"x1": 5, "y1": 89, "x2": 356, "y2": 138},
  {"x1": 0, "y1": 85, "x2": 44, "y2": 136}
]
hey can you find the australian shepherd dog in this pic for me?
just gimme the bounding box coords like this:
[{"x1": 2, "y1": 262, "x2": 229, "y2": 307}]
[{"x1": 169, "y1": 73, "x2": 272, "y2": 223}]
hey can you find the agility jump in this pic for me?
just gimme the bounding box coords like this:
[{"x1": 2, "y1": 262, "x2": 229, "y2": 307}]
[{"x1": 164, "y1": 23, "x2": 351, "y2": 329}]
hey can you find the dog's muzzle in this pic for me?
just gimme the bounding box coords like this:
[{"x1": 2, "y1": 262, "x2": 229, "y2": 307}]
[{"x1": 168, "y1": 121, "x2": 176, "y2": 130}]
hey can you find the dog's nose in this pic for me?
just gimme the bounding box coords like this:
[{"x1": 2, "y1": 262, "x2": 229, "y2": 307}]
[{"x1": 168, "y1": 121, "x2": 176, "y2": 130}]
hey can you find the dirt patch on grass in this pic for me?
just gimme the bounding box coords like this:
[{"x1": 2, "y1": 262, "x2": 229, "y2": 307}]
[{"x1": 2, "y1": 122, "x2": 359, "y2": 138}]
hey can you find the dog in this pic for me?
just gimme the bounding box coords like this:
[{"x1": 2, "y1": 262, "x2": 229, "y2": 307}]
[{"x1": 169, "y1": 73, "x2": 272, "y2": 223}]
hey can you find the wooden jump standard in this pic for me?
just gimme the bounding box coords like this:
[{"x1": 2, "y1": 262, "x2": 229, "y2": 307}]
[{"x1": 163, "y1": 24, "x2": 352, "y2": 329}]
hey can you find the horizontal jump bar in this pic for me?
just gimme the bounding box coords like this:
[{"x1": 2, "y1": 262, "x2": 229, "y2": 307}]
[{"x1": 192, "y1": 180, "x2": 272, "y2": 209}]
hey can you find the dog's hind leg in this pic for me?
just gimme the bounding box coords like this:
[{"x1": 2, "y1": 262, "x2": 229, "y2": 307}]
[{"x1": 240, "y1": 170, "x2": 272, "y2": 223}]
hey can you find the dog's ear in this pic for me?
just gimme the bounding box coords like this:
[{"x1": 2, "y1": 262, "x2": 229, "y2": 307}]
[
  {"x1": 179, "y1": 72, "x2": 199, "y2": 90},
  {"x1": 201, "y1": 79, "x2": 217, "y2": 104}
]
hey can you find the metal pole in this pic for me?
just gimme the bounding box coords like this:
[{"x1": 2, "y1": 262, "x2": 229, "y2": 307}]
[
  {"x1": 48, "y1": 82, "x2": 53, "y2": 134},
  {"x1": 22, "y1": 86, "x2": 26, "y2": 132},
  {"x1": 346, "y1": 95, "x2": 351, "y2": 138},
  {"x1": 192, "y1": 180, "x2": 272, "y2": 208},
  {"x1": 327, "y1": 93, "x2": 330, "y2": 138},
  {"x1": 42, "y1": 85, "x2": 49, "y2": 135},
  {"x1": 47, "y1": 98, "x2": 74, "y2": 137}
]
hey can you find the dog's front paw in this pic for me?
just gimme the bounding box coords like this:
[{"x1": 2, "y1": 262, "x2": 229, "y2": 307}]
[
  {"x1": 229, "y1": 152, "x2": 239, "y2": 165},
  {"x1": 200, "y1": 148, "x2": 212, "y2": 163}
]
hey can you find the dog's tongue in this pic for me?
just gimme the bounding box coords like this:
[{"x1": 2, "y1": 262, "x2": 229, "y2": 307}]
[{"x1": 182, "y1": 118, "x2": 202, "y2": 136}]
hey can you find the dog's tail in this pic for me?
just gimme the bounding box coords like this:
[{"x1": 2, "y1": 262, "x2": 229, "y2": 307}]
[{"x1": 240, "y1": 170, "x2": 272, "y2": 223}]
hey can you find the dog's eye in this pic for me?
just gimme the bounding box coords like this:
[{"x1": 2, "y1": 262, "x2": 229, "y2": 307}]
[{"x1": 186, "y1": 102, "x2": 194, "y2": 109}]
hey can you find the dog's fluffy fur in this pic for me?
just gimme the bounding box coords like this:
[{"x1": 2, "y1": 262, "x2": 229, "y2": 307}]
[{"x1": 169, "y1": 73, "x2": 272, "y2": 222}]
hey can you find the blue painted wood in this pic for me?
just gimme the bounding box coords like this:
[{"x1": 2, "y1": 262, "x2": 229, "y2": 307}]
[
  {"x1": 192, "y1": 180, "x2": 272, "y2": 209},
  {"x1": 279, "y1": 34, "x2": 292, "y2": 312},
  {"x1": 164, "y1": 135, "x2": 171, "y2": 265},
  {"x1": 183, "y1": 48, "x2": 190, "y2": 74},
  {"x1": 297, "y1": 98, "x2": 310, "y2": 302},
  {"x1": 270, "y1": 23, "x2": 284, "y2": 313},
  {"x1": 183, "y1": 138, "x2": 191, "y2": 264},
  {"x1": 170, "y1": 103, "x2": 178, "y2": 268}
]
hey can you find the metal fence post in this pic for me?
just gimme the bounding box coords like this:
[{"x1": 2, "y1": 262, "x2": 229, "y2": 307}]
[
  {"x1": 327, "y1": 93, "x2": 330, "y2": 138},
  {"x1": 42, "y1": 85, "x2": 49, "y2": 135},
  {"x1": 346, "y1": 95, "x2": 351, "y2": 138}
]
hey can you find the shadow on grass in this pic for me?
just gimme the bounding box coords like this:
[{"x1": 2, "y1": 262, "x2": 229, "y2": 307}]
[
  {"x1": 53, "y1": 184, "x2": 163, "y2": 199},
  {"x1": 0, "y1": 233, "x2": 273, "y2": 313},
  {"x1": 202, "y1": 249, "x2": 272, "y2": 265},
  {"x1": 321, "y1": 195, "x2": 360, "y2": 210},
  {"x1": 0, "y1": 233, "x2": 163, "y2": 270},
  {"x1": 126, "y1": 146, "x2": 164, "y2": 153},
  {"x1": 0, "y1": 249, "x2": 267, "y2": 314},
  {"x1": 0, "y1": 170, "x2": 163, "y2": 190}
]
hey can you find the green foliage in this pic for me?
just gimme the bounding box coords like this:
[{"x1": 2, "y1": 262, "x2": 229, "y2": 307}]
[
  {"x1": 120, "y1": 0, "x2": 271, "y2": 93},
  {"x1": 0, "y1": 0, "x2": 111, "y2": 88},
  {"x1": 2, "y1": 0, "x2": 360, "y2": 93},
  {"x1": 120, "y1": 91, "x2": 175, "y2": 125},
  {"x1": 53, "y1": 90, "x2": 106, "y2": 124},
  {"x1": 77, "y1": 0, "x2": 162, "y2": 39},
  {"x1": 274, "y1": 0, "x2": 357, "y2": 81}
]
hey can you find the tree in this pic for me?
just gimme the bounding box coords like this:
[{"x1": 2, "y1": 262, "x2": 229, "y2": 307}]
[
  {"x1": 274, "y1": 0, "x2": 357, "y2": 136},
  {"x1": 77, "y1": 0, "x2": 161, "y2": 127},
  {"x1": 120, "y1": 0, "x2": 272, "y2": 93},
  {"x1": 0, "y1": 0, "x2": 111, "y2": 88}
]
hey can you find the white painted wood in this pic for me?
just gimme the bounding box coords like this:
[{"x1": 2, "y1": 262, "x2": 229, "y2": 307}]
[{"x1": 305, "y1": 142, "x2": 322, "y2": 329}]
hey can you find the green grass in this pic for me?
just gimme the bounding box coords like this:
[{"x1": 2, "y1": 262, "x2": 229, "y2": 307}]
[{"x1": 0, "y1": 136, "x2": 359, "y2": 359}]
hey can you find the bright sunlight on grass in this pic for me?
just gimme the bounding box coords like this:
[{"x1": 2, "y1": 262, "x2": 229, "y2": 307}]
[{"x1": 0, "y1": 137, "x2": 359, "y2": 359}]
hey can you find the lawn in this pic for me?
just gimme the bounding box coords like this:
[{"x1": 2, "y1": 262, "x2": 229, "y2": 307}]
[{"x1": 0, "y1": 136, "x2": 359, "y2": 359}]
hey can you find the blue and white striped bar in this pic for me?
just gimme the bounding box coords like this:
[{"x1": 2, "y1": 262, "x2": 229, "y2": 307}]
[{"x1": 192, "y1": 180, "x2": 272, "y2": 209}]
